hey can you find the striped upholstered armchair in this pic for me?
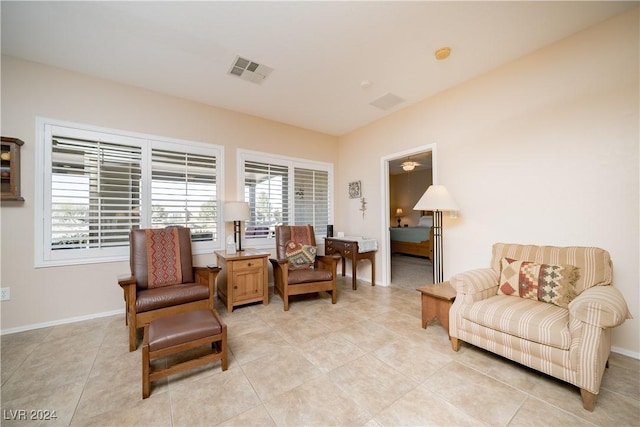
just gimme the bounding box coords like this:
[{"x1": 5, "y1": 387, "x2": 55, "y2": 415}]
[{"x1": 449, "y1": 243, "x2": 631, "y2": 411}]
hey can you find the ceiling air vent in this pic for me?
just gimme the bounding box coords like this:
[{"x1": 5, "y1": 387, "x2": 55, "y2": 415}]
[
  {"x1": 369, "y1": 92, "x2": 405, "y2": 111},
  {"x1": 228, "y1": 55, "x2": 273, "y2": 84}
]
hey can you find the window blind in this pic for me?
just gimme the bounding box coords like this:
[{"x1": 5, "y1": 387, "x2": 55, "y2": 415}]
[
  {"x1": 241, "y1": 154, "x2": 332, "y2": 242},
  {"x1": 51, "y1": 136, "x2": 142, "y2": 250},
  {"x1": 151, "y1": 149, "x2": 218, "y2": 242},
  {"x1": 243, "y1": 160, "x2": 289, "y2": 238},
  {"x1": 294, "y1": 167, "x2": 329, "y2": 232},
  {"x1": 38, "y1": 119, "x2": 224, "y2": 267}
]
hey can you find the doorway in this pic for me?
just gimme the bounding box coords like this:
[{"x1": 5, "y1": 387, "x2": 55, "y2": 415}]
[{"x1": 380, "y1": 144, "x2": 436, "y2": 287}]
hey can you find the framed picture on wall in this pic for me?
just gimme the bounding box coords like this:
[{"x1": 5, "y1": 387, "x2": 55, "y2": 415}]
[{"x1": 348, "y1": 180, "x2": 361, "y2": 199}]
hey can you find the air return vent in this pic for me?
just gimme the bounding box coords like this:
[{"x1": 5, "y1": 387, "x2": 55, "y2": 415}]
[
  {"x1": 228, "y1": 55, "x2": 273, "y2": 84},
  {"x1": 369, "y1": 92, "x2": 405, "y2": 110}
]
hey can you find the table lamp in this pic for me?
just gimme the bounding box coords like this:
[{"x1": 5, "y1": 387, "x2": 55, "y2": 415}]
[{"x1": 223, "y1": 201, "x2": 250, "y2": 252}]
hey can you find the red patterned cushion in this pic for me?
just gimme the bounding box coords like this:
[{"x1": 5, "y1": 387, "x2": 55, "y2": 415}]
[
  {"x1": 285, "y1": 241, "x2": 316, "y2": 270},
  {"x1": 498, "y1": 257, "x2": 579, "y2": 308},
  {"x1": 145, "y1": 228, "x2": 183, "y2": 288}
]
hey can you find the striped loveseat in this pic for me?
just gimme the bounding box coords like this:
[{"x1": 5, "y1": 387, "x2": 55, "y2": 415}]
[{"x1": 449, "y1": 243, "x2": 631, "y2": 411}]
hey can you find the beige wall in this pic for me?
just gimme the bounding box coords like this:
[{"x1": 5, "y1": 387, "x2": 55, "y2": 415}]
[
  {"x1": 336, "y1": 9, "x2": 639, "y2": 356},
  {"x1": 0, "y1": 56, "x2": 338, "y2": 331}
]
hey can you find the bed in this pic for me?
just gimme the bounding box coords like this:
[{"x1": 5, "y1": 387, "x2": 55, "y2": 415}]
[{"x1": 389, "y1": 215, "x2": 434, "y2": 259}]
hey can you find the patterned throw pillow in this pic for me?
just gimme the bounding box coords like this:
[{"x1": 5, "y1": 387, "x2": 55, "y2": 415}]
[
  {"x1": 285, "y1": 241, "x2": 317, "y2": 270},
  {"x1": 498, "y1": 257, "x2": 579, "y2": 308}
]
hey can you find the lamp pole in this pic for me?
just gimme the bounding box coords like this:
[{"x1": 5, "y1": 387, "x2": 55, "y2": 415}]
[
  {"x1": 413, "y1": 185, "x2": 458, "y2": 285},
  {"x1": 432, "y1": 210, "x2": 444, "y2": 284}
]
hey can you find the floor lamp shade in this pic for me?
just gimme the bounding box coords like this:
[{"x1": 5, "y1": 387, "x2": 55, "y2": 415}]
[
  {"x1": 413, "y1": 185, "x2": 459, "y2": 284},
  {"x1": 413, "y1": 185, "x2": 459, "y2": 212},
  {"x1": 223, "y1": 202, "x2": 250, "y2": 251}
]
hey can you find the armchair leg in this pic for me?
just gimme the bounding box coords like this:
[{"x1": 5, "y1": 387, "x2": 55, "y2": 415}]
[
  {"x1": 580, "y1": 389, "x2": 597, "y2": 412},
  {"x1": 451, "y1": 337, "x2": 460, "y2": 352},
  {"x1": 129, "y1": 314, "x2": 137, "y2": 352}
]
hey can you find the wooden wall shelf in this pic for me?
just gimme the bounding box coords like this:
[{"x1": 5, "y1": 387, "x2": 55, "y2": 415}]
[{"x1": 1, "y1": 136, "x2": 24, "y2": 201}]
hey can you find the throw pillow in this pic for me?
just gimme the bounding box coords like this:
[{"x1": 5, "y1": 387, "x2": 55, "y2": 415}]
[
  {"x1": 498, "y1": 257, "x2": 579, "y2": 308},
  {"x1": 285, "y1": 241, "x2": 317, "y2": 270}
]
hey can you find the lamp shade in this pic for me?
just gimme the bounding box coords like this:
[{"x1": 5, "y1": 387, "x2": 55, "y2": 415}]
[
  {"x1": 395, "y1": 208, "x2": 404, "y2": 217},
  {"x1": 223, "y1": 201, "x2": 250, "y2": 221},
  {"x1": 413, "y1": 185, "x2": 459, "y2": 211}
]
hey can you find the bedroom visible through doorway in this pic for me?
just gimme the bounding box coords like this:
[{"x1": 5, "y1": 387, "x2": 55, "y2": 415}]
[{"x1": 383, "y1": 147, "x2": 435, "y2": 288}]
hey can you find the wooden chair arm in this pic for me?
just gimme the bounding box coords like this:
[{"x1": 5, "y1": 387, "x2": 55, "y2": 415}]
[
  {"x1": 316, "y1": 254, "x2": 340, "y2": 271},
  {"x1": 118, "y1": 274, "x2": 136, "y2": 288},
  {"x1": 269, "y1": 258, "x2": 289, "y2": 287},
  {"x1": 194, "y1": 266, "x2": 221, "y2": 275},
  {"x1": 269, "y1": 258, "x2": 289, "y2": 268},
  {"x1": 194, "y1": 267, "x2": 221, "y2": 299}
]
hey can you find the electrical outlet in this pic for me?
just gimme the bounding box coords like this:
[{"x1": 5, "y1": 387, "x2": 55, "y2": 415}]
[{"x1": 1, "y1": 287, "x2": 10, "y2": 301}]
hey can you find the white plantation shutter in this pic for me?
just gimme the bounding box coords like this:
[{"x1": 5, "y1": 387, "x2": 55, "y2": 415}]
[
  {"x1": 244, "y1": 160, "x2": 289, "y2": 238},
  {"x1": 37, "y1": 120, "x2": 223, "y2": 266},
  {"x1": 294, "y1": 168, "x2": 329, "y2": 232},
  {"x1": 240, "y1": 151, "x2": 332, "y2": 244},
  {"x1": 51, "y1": 136, "x2": 142, "y2": 252},
  {"x1": 151, "y1": 149, "x2": 218, "y2": 242}
]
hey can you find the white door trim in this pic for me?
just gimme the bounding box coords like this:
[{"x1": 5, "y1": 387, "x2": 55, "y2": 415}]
[{"x1": 379, "y1": 144, "x2": 437, "y2": 286}]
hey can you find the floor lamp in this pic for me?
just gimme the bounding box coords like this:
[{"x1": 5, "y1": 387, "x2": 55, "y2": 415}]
[
  {"x1": 223, "y1": 201, "x2": 250, "y2": 252},
  {"x1": 413, "y1": 185, "x2": 459, "y2": 284}
]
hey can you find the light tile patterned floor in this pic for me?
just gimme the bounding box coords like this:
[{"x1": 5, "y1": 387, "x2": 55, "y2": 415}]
[{"x1": 1, "y1": 277, "x2": 639, "y2": 426}]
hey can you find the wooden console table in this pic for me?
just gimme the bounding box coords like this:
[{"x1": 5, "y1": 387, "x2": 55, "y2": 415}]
[{"x1": 324, "y1": 236, "x2": 377, "y2": 290}]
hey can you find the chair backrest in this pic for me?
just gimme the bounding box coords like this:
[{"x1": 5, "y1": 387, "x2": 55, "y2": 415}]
[
  {"x1": 275, "y1": 225, "x2": 316, "y2": 259},
  {"x1": 491, "y1": 243, "x2": 612, "y2": 294},
  {"x1": 130, "y1": 227, "x2": 195, "y2": 290}
]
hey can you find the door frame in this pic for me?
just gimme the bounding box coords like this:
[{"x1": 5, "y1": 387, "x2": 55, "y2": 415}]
[{"x1": 379, "y1": 143, "x2": 437, "y2": 286}]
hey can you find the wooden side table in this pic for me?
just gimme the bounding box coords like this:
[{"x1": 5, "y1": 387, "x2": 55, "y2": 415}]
[
  {"x1": 324, "y1": 236, "x2": 377, "y2": 290},
  {"x1": 215, "y1": 249, "x2": 269, "y2": 313},
  {"x1": 417, "y1": 282, "x2": 456, "y2": 335}
]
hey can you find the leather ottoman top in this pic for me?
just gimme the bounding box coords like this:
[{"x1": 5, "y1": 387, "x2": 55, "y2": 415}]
[{"x1": 148, "y1": 309, "x2": 222, "y2": 352}]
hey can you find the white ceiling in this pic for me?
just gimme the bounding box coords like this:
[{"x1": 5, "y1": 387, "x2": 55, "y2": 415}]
[{"x1": 1, "y1": 1, "x2": 634, "y2": 136}]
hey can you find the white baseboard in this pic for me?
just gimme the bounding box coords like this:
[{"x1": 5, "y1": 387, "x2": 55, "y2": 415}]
[
  {"x1": 1, "y1": 308, "x2": 124, "y2": 336},
  {"x1": 611, "y1": 345, "x2": 640, "y2": 360}
]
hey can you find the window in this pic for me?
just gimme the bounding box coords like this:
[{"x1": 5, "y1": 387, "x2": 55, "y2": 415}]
[
  {"x1": 240, "y1": 150, "x2": 332, "y2": 245},
  {"x1": 36, "y1": 119, "x2": 223, "y2": 267}
]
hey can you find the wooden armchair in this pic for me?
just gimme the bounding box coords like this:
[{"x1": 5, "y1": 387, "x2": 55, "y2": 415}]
[
  {"x1": 118, "y1": 227, "x2": 220, "y2": 351},
  {"x1": 270, "y1": 225, "x2": 339, "y2": 311}
]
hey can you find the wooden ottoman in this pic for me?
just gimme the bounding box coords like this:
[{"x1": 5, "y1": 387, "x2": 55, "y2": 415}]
[{"x1": 142, "y1": 309, "x2": 228, "y2": 398}]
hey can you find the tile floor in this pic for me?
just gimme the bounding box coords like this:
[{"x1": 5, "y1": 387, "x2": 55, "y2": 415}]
[{"x1": 1, "y1": 277, "x2": 639, "y2": 426}]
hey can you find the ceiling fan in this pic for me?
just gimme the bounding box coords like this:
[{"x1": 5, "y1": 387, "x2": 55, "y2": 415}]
[{"x1": 401, "y1": 159, "x2": 421, "y2": 171}]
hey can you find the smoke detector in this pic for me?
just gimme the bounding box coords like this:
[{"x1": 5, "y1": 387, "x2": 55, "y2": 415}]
[
  {"x1": 228, "y1": 56, "x2": 273, "y2": 84},
  {"x1": 435, "y1": 47, "x2": 451, "y2": 61}
]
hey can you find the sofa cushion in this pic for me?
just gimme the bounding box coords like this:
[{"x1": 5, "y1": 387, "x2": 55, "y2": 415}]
[
  {"x1": 460, "y1": 294, "x2": 571, "y2": 350},
  {"x1": 491, "y1": 244, "x2": 611, "y2": 294},
  {"x1": 498, "y1": 258, "x2": 579, "y2": 308},
  {"x1": 285, "y1": 241, "x2": 316, "y2": 270}
]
